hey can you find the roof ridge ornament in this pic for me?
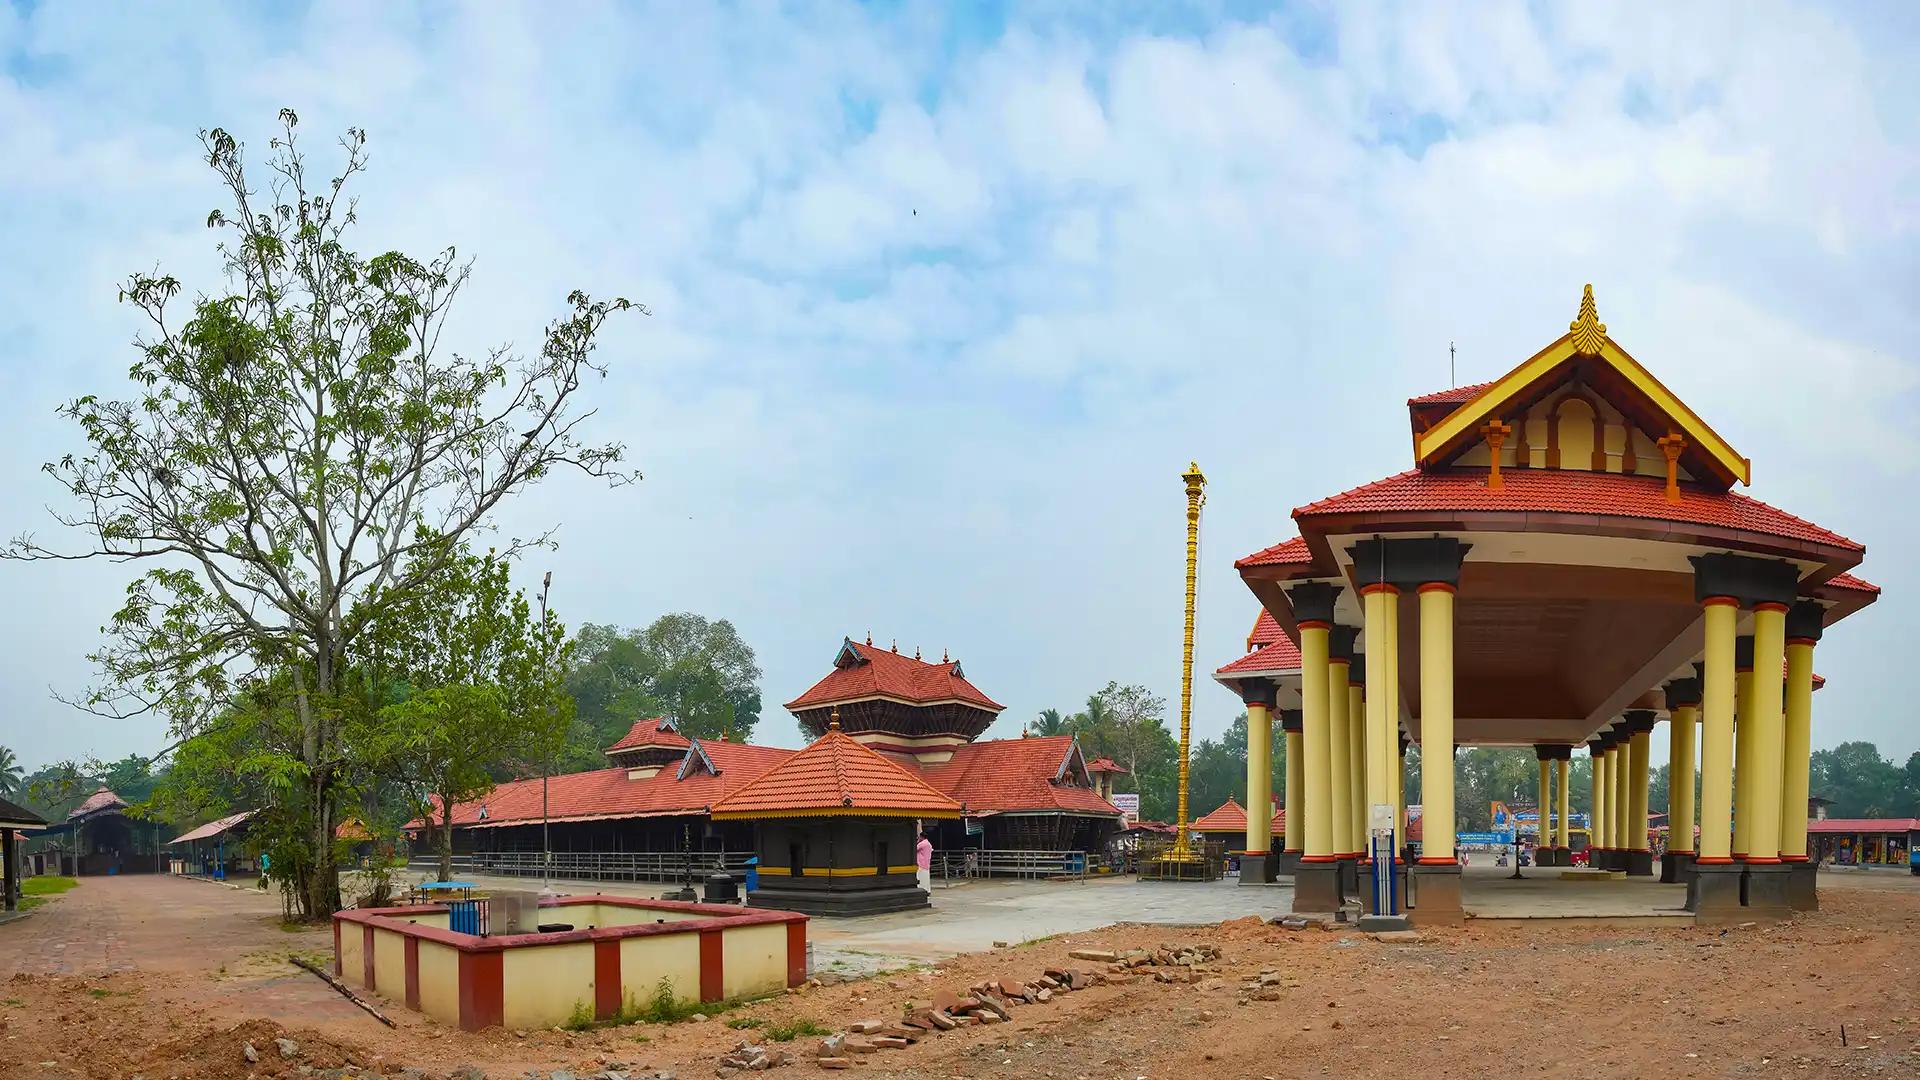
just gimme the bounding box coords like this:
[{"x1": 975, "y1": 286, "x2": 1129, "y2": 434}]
[{"x1": 1569, "y1": 283, "x2": 1607, "y2": 355}]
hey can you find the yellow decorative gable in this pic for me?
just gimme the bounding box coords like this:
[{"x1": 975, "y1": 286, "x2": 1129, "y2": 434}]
[{"x1": 1414, "y1": 285, "x2": 1752, "y2": 488}]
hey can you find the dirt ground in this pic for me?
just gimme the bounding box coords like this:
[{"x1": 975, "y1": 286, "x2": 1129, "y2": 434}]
[{"x1": 2, "y1": 872, "x2": 1918, "y2": 1079}]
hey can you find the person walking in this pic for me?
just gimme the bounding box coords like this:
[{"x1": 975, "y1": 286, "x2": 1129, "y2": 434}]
[{"x1": 915, "y1": 831, "x2": 934, "y2": 893}]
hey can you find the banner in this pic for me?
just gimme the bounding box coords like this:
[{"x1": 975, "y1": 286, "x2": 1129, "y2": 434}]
[{"x1": 1111, "y1": 793, "x2": 1140, "y2": 824}]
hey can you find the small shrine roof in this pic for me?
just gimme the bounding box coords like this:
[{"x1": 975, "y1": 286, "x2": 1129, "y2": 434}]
[
  {"x1": 786, "y1": 638, "x2": 1004, "y2": 712},
  {"x1": 709, "y1": 725, "x2": 961, "y2": 819}
]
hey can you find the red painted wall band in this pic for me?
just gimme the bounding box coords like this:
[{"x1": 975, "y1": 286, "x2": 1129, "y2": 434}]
[
  {"x1": 363, "y1": 924, "x2": 376, "y2": 993},
  {"x1": 594, "y1": 939, "x2": 622, "y2": 1020},
  {"x1": 404, "y1": 936, "x2": 421, "y2": 1011},
  {"x1": 786, "y1": 921, "x2": 807, "y2": 988},
  {"x1": 458, "y1": 950, "x2": 504, "y2": 1032},
  {"x1": 699, "y1": 929, "x2": 725, "y2": 1003}
]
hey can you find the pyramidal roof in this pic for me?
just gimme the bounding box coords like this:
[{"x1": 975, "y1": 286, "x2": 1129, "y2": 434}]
[
  {"x1": 785, "y1": 637, "x2": 1004, "y2": 713},
  {"x1": 605, "y1": 716, "x2": 691, "y2": 756},
  {"x1": 709, "y1": 722, "x2": 962, "y2": 820}
]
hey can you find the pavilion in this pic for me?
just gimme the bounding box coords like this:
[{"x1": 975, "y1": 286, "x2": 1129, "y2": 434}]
[
  {"x1": 1, "y1": 795, "x2": 47, "y2": 912},
  {"x1": 1214, "y1": 286, "x2": 1877, "y2": 925},
  {"x1": 28, "y1": 787, "x2": 165, "y2": 876}
]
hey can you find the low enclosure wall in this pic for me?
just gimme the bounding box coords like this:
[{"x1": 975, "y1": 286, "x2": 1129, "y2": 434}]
[{"x1": 333, "y1": 895, "x2": 807, "y2": 1031}]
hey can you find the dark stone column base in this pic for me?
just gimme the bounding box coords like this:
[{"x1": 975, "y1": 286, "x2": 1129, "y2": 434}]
[
  {"x1": 1663, "y1": 852, "x2": 1694, "y2": 885},
  {"x1": 1626, "y1": 849, "x2": 1655, "y2": 877},
  {"x1": 1609, "y1": 849, "x2": 1630, "y2": 872},
  {"x1": 1293, "y1": 861, "x2": 1341, "y2": 913},
  {"x1": 1686, "y1": 861, "x2": 1745, "y2": 922},
  {"x1": 1742, "y1": 862, "x2": 1792, "y2": 918},
  {"x1": 1239, "y1": 852, "x2": 1275, "y2": 886},
  {"x1": 1273, "y1": 850, "x2": 1302, "y2": 876},
  {"x1": 1552, "y1": 847, "x2": 1572, "y2": 867},
  {"x1": 1532, "y1": 846, "x2": 1554, "y2": 868},
  {"x1": 1407, "y1": 862, "x2": 1464, "y2": 926},
  {"x1": 1785, "y1": 861, "x2": 1818, "y2": 911},
  {"x1": 1336, "y1": 857, "x2": 1359, "y2": 898},
  {"x1": 1356, "y1": 912, "x2": 1412, "y2": 932}
]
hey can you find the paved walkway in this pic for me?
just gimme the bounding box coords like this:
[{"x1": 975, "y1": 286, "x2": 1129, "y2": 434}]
[{"x1": 1458, "y1": 862, "x2": 1691, "y2": 919}]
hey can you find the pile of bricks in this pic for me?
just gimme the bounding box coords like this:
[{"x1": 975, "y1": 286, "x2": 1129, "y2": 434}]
[
  {"x1": 808, "y1": 943, "x2": 1225, "y2": 1070},
  {"x1": 717, "y1": 1041, "x2": 791, "y2": 1073}
]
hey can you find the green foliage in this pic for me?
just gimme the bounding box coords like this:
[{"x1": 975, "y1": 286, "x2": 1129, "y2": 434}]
[
  {"x1": 724, "y1": 1017, "x2": 764, "y2": 1030},
  {"x1": 1029, "y1": 709, "x2": 1070, "y2": 737},
  {"x1": 1187, "y1": 710, "x2": 1286, "y2": 821},
  {"x1": 22, "y1": 876, "x2": 78, "y2": 896},
  {"x1": 563, "y1": 999, "x2": 597, "y2": 1031},
  {"x1": 763, "y1": 1018, "x2": 830, "y2": 1041},
  {"x1": 0, "y1": 746, "x2": 21, "y2": 798},
  {"x1": 4, "y1": 111, "x2": 636, "y2": 919},
  {"x1": 1065, "y1": 682, "x2": 1178, "y2": 821},
  {"x1": 1812, "y1": 741, "x2": 1920, "y2": 817},
  {"x1": 563, "y1": 615, "x2": 763, "y2": 761}
]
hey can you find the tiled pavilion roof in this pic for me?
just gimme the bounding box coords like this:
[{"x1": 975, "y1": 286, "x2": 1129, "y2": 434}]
[
  {"x1": 709, "y1": 725, "x2": 961, "y2": 819},
  {"x1": 918, "y1": 735, "x2": 1121, "y2": 817},
  {"x1": 605, "y1": 716, "x2": 692, "y2": 755},
  {"x1": 786, "y1": 639, "x2": 1004, "y2": 712}
]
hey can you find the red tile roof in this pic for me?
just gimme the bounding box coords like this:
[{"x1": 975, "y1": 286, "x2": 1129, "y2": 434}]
[
  {"x1": 786, "y1": 639, "x2": 1005, "y2": 712},
  {"x1": 1191, "y1": 797, "x2": 1284, "y2": 836},
  {"x1": 1215, "y1": 637, "x2": 1303, "y2": 677},
  {"x1": 605, "y1": 716, "x2": 691, "y2": 755},
  {"x1": 1805, "y1": 817, "x2": 1919, "y2": 834},
  {"x1": 709, "y1": 727, "x2": 961, "y2": 819},
  {"x1": 1291, "y1": 469, "x2": 1864, "y2": 552},
  {"x1": 1407, "y1": 381, "x2": 1494, "y2": 406},
  {"x1": 1826, "y1": 572, "x2": 1880, "y2": 594},
  {"x1": 1084, "y1": 757, "x2": 1128, "y2": 775},
  {"x1": 168, "y1": 809, "x2": 254, "y2": 845},
  {"x1": 68, "y1": 787, "x2": 128, "y2": 821},
  {"x1": 421, "y1": 740, "x2": 795, "y2": 829},
  {"x1": 1235, "y1": 536, "x2": 1313, "y2": 570},
  {"x1": 1248, "y1": 609, "x2": 1284, "y2": 648},
  {"x1": 919, "y1": 736, "x2": 1122, "y2": 817}
]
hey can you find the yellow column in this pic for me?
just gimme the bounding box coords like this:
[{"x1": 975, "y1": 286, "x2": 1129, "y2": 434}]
[
  {"x1": 1733, "y1": 640, "x2": 1756, "y2": 860},
  {"x1": 1348, "y1": 676, "x2": 1365, "y2": 861},
  {"x1": 1244, "y1": 696, "x2": 1273, "y2": 856},
  {"x1": 1698, "y1": 598, "x2": 1738, "y2": 864},
  {"x1": 1328, "y1": 653, "x2": 1354, "y2": 860},
  {"x1": 1747, "y1": 603, "x2": 1788, "y2": 863},
  {"x1": 1283, "y1": 722, "x2": 1303, "y2": 855},
  {"x1": 1630, "y1": 725, "x2": 1651, "y2": 856},
  {"x1": 1395, "y1": 736, "x2": 1408, "y2": 853},
  {"x1": 1300, "y1": 622, "x2": 1334, "y2": 864},
  {"x1": 1590, "y1": 745, "x2": 1606, "y2": 856},
  {"x1": 1413, "y1": 584, "x2": 1451, "y2": 860},
  {"x1": 1387, "y1": 590, "x2": 1406, "y2": 856},
  {"x1": 1536, "y1": 756, "x2": 1551, "y2": 854},
  {"x1": 1362, "y1": 586, "x2": 1396, "y2": 860},
  {"x1": 1780, "y1": 634, "x2": 1816, "y2": 863},
  {"x1": 1614, "y1": 741, "x2": 1631, "y2": 859},
  {"x1": 1669, "y1": 704, "x2": 1699, "y2": 854},
  {"x1": 1555, "y1": 757, "x2": 1571, "y2": 851}
]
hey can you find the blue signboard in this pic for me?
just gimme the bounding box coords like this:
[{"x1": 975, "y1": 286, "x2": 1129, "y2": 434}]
[{"x1": 1456, "y1": 831, "x2": 1515, "y2": 845}]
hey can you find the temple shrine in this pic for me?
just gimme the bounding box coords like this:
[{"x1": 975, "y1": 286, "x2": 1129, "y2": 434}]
[{"x1": 1213, "y1": 286, "x2": 1877, "y2": 925}]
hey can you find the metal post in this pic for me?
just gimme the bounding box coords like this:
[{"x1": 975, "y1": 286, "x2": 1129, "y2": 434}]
[{"x1": 539, "y1": 571, "x2": 553, "y2": 895}]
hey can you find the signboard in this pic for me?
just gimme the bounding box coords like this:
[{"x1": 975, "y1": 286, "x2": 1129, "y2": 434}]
[
  {"x1": 1111, "y1": 793, "x2": 1141, "y2": 824},
  {"x1": 964, "y1": 818, "x2": 984, "y2": 837},
  {"x1": 1456, "y1": 831, "x2": 1515, "y2": 846}
]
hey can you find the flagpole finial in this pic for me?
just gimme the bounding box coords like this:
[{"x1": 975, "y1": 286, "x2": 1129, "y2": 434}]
[{"x1": 1570, "y1": 283, "x2": 1607, "y2": 355}]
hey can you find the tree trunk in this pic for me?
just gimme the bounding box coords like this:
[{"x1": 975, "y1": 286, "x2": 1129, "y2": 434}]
[
  {"x1": 295, "y1": 662, "x2": 343, "y2": 920},
  {"x1": 439, "y1": 793, "x2": 455, "y2": 883}
]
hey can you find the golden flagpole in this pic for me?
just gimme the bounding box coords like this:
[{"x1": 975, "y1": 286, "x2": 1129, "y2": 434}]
[{"x1": 1167, "y1": 461, "x2": 1207, "y2": 862}]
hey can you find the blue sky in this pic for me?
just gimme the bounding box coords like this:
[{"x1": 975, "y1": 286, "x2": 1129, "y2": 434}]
[{"x1": 1, "y1": 1, "x2": 1916, "y2": 772}]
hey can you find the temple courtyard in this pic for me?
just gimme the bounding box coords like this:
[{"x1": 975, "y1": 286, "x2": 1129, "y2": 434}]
[{"x1": 5, "y1": 872, "x2": 1918, "y2": 1079}]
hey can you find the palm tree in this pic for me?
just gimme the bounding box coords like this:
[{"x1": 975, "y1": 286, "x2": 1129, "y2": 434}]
[
  {"x1": 0, "y1": 745, "x2": 22, "y2": 798},
  {"x1": 1032, "y1": 709, "x2": 1070, "y2": 737}
]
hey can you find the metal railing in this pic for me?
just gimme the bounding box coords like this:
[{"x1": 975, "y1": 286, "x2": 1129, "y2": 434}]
[
  {"x1": 406, "y1": 850, "x2": 755, "y2": 884},
  {"x1": 931, "y1": 848, "x2": 1090, "y2": 882}
]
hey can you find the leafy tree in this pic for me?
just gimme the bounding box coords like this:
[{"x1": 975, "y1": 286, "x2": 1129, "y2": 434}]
[
  {"x1": 4, "y1": 112, "x2": 637, "y2": 918},
  {"x1": 564, "y1": 615, "x2": 762, "y2": 753},
  {"x1": 1070, "y1": 682, "x2": 1178, "y2": 820},
  {"x1": 356, "y1": 549, "x2": 572, "y2": 881},
  {"x1": 0, "y1": 746, "x2": 21, "y2": 799},
  {"x1": 1030, "y1": 709, "x2": 1070, "y2": 737},
  {"x1": 1810, "y1": 740, "x2": 1908, "y2": 817},
  {"x1": 1186, "y1": 710, "x2": 1286, "y2": 823}
]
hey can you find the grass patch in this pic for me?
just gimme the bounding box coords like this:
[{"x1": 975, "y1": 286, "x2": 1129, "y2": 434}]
[
  {"x1": 763, "y1": 1018, "x2": 829, "y2": 1042},
  {"x1": 725, "y1": 1017, "x2": 764, "y2": 1030},
  {"x1": 86, "y1": 988, "x2": 133, "y2": 999},
  {"x1": 22, "y1": 877, "x2": 78, "y2": 897},
  {"x1": 563, "y1": 979, "x2": 733, "y2": 1031},
  {"x1": 1, "y1": 998, "x2": 25, "y2": 1008}
]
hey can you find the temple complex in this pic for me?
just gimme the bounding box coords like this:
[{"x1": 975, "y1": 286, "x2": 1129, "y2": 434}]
[
  {"x1": 1214, "y1": 286, "x2": 1878, "y2": 925},
  {"x1": 424, "y1": 638, "x2": 1121, "y2": 882}
]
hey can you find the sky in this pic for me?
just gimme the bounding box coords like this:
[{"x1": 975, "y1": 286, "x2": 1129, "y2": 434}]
[{"x1": 1, "y1": 1, "x2": 1916, "y2": 775}]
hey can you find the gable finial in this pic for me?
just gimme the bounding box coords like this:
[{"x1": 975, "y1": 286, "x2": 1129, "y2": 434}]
[
  {"x1": 865, "y1": 629, "x2": 872, "y2": 646},
  {"x1": 829, "y1": 706, "x2": 841, "y2": 731},
  {"x1": 1569, "y1": 283, "x2": 1607, "y2": 355},
  {"x1": 914, "y1": 645, "x2": 921, "y2": 660}
]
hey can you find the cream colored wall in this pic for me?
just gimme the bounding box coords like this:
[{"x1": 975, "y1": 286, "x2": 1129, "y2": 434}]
[
  {"x1": 557, "y1": 903, "x2": 710, "y2": 929},
  {"x1": 372, "y1": 928, "x2": 407, "y2": 999},
  {"x1": 719, "y1": 923, "x2": 788, "y2": 1000},
  {"x1": 338, "y1": 923, "x2": 365, "y2": 987},
  {"x1": 416, "y1": 941, "x2": 461, "y2": 1027},
  {"x1": 620, "y1": 932, "x2": 703, "y2": 1008},
  {"x1": 398, "y1": 910, "x2": 450, "y2": 929},
  {"x1": 501, "y1": 941, "x2": 598, "y2": 1030}
]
